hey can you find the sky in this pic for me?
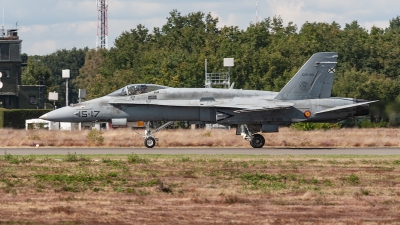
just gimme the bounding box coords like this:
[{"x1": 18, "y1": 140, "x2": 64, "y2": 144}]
[{"x1": 1, "y1": 0, "x2": 400, "y2": 56}]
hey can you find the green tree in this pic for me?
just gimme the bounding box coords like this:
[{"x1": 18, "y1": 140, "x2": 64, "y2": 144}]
[
  {"x1": 21, "y1": 56, "x2": 52, "y2": 87},
  {"x1": 40, "y1": 47, "x2": 89, "y2": 107},
  {"x1": 333, "y1": 69, "x2": 399, "y2": 101},
  {"x1": 74, "y1": 48, "x2": 107, "y2": 99},
  {"x1": 30, "y1": 10, "x2": 399, "y2": 125}
]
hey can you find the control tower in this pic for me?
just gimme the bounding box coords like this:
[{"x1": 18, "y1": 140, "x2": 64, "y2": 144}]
[
  {"x1": 0, "y1": 29, "x2": 46, "y2": 109},
  {"x1": 0, "y1": 28, "x2": 22, "y2": 108}
]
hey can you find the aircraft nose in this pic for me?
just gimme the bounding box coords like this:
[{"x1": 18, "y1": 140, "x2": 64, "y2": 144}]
[{"x1": 39, "y1": 107, "x2": 75, "y2": 122}]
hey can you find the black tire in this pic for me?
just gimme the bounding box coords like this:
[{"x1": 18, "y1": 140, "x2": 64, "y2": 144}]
[
  {"x1": 144, "y1": 137, "x2": 156, "y2": 148},
  {"x1": 250, "y1": 134, "x2": 265, "y2": 148}
]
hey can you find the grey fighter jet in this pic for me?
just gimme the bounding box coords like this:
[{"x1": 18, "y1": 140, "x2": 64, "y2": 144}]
[{"x1": 40, "y1": 52, "x2": 377, "y2": 148}]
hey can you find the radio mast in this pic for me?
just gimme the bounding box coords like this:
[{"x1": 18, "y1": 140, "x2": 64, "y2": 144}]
[
  {"x1": 96, "y1": 0, "x2": 108, "y2": 49},
  {"x1": 256, "y1": 0, "x2": 258, "y2": 26}
]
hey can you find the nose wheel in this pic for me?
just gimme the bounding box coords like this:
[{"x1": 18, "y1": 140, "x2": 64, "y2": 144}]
[{"x1": 144, "y1": 137, "x2": 156, "y2": 148}]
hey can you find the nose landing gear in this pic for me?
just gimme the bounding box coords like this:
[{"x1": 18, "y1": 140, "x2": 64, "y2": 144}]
[{"x1": 137, "y1": 121, "x2": 174, "y2": 148}]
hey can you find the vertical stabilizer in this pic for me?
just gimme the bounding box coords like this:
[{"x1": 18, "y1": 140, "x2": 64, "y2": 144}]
[{"x1": 274, "y1": 52, "x2": 338, "y2": 100}]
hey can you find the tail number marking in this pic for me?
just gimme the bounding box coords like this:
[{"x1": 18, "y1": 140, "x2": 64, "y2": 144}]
[{"x1": 76, "y1": 111, "x2": 100, "y2": 117}]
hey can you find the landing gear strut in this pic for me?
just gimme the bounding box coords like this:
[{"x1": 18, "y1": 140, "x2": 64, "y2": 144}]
[
  {"x1": 136, "y1": 121, "x2": 174, "y2": 148},
  {"x1": 239, "y1": 124, "x2": 266, "y2": 148}
]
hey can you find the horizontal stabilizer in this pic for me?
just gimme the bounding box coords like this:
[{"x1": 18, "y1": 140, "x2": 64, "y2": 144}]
[
  {"x1": 224, "y1": 102, "x2": 294, "y2": 113},
  {"x1": 315, "y1": 100, "x2": 378, "y2": 115}
]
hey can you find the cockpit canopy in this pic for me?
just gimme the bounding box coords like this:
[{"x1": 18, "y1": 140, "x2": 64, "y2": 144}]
[{"x1": 107, "y1": 84, "x2": 170, "y2": 96}]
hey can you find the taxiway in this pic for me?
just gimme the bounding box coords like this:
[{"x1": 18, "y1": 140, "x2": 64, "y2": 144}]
[{"x1": 1, "y1": 147, "x2": 399, "y2": 155}]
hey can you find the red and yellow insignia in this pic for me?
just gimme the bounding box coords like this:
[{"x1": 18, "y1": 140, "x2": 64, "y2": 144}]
[{"x1": 304, "y1": 110, "x2": 312, "y2": 118}]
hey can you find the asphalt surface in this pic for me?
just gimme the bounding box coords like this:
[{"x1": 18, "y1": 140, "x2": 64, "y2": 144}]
[{"x1": 1, "y1": 147, "x2": 400, "y2": 155}]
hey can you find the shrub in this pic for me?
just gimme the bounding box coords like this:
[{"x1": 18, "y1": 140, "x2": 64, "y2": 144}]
[
  {"x1": 359, "y1": 120, "x2": 388, "y2": 128},
  {"x1": 291, "y1": 122, "x2": 341, "y2": 131},
  {"x1": 341, "y1": 174, "x2": 360, "y2": 185},
  {"x1": 127, "y1": 154, "x2": 148, "y2": 164},
  {"x1": 65, "y1": 152, "x2": 90, "y2": 162},
  {"x1": 0, "y1": 108, "x2": 4, "y2": 128},
  {"x1": 86, "y1": 130, "x2": 104, "y2": 145},
  {"x1": 4, "y1": 151, "x2": 19, "y2": 164},
  {"x1": 2, "y1": 109, "x2": 52, "y2": 129},
  {"x1": 65, "y1": 152, "x2": 78, "y2": 162},
  {"x1": 203, "y1": 131, "x2": 211, "y2": 137}
]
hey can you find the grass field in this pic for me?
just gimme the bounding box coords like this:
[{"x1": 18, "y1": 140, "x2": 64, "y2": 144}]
[
  {"x1": 0, "y1": 153, "x2": 400, "y2": 224},
  {"x1": 0, "y1": 127, "x2": 399, "y2": 147},
  {"x1": 0, "y1": 128, "x2": 399, "y2": 224}
]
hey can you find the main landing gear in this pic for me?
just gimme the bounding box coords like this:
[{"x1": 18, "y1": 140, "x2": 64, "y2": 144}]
[
  {"x1": 138, "y1": 121, "x2": 174, "y2": 148},
  {"x1": 139, "y1": 122, "x2": 266, "y2": 148},
  {"x1": 239, "y1": 124, "x2": 265, "y2": 148}
]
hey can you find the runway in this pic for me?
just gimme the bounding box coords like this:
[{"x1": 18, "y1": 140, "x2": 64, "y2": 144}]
[{"x1": 1, "y1": 147, "x2": 400, "y2": 155}]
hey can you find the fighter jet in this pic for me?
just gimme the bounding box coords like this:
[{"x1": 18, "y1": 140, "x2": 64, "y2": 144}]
[{"x1": 40, "y1": 52, "x2": 377, "y2": 148}]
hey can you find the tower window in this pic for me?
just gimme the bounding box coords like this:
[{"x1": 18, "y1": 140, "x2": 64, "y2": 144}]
[
  {"x1": 29, "y1": 95, "x2": 37, "y2": 104},
  {"x1": 2, "y1": 69, "x2": 10, "y2": 78},
  {"x1": 0, "y1": 43, "x2": 10, "y2": 60}
]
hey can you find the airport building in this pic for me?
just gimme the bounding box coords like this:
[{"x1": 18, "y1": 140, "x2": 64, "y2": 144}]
[{"x1": 0, "y1": 28, "x2": 46, "y2": 109}]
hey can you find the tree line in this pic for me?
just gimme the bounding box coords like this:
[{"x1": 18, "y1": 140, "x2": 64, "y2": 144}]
[{"x1": 22, "y1": 10, "x2": 400, "y2": 124}]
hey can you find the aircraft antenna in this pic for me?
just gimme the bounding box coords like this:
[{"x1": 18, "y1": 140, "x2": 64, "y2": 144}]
[
  {"x1": 2, "y1": 7, "x2": 4, "y2": 36},
  {"x1": 96, "y1": 0, "x2": 108, "y2": 49},
  {"x1": 256, "y1": 0, "x2": 258, "y2": 26}
]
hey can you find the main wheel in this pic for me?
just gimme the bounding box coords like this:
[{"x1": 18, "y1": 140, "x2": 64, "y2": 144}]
[
  {"x1": 250, "y1": 134, "x2": 265, "y2": 148},
  {"x1": 144, "y1": 137, "x2": 156, "y2": 148}
]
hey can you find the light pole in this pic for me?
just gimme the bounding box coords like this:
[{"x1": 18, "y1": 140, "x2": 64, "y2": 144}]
[{"x1": 62, "y1": 69, "x2": 70, "y2": 106}]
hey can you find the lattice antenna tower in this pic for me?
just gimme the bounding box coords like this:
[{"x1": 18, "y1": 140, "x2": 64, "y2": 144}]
[{"x1": 96, "y1": 0, "x2": 108, "y2": 49}]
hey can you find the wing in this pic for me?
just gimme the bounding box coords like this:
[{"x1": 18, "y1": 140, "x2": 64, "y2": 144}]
[{"x1": 315, "y1": 100, "x2": 378, "y2": 115}]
